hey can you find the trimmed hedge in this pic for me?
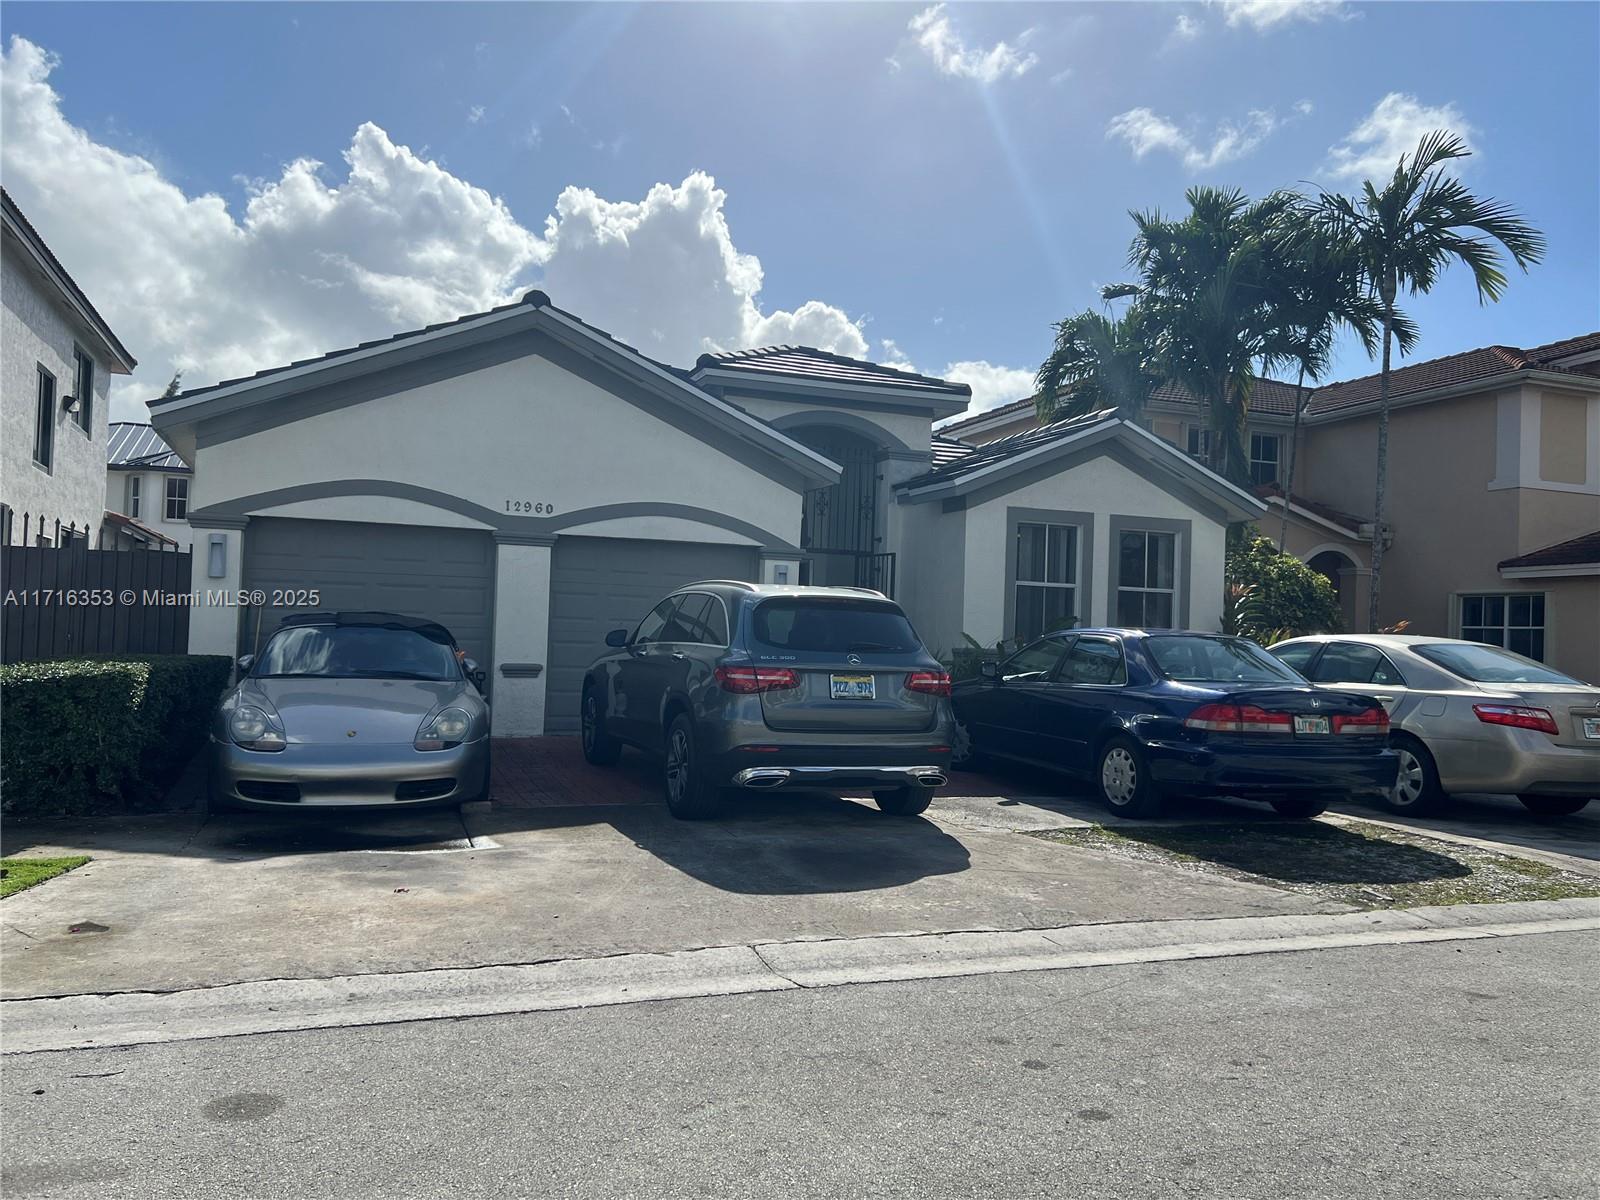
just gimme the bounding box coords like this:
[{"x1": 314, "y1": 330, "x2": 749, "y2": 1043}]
[{"x1": 1, "y1": 655, "x2": 232, "y2": 817}]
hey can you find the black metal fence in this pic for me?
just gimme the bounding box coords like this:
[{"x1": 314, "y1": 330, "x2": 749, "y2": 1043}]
[{"x1": 1, "y1": 510, "x2": 194, "y2": 663}]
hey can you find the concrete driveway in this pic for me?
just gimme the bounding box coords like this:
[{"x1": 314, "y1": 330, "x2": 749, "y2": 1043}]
[{"x1": 4, "y1": 741, "x2": 1592, "y2": 1002}]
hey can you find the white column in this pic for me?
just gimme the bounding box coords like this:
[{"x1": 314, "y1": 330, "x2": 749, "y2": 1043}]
[
  {"x1": 491, "y1": 536, "x2": 553, "y2": 737},
  {"x1": 187, "y1": 522, "x2": 245, "y2": 657}
]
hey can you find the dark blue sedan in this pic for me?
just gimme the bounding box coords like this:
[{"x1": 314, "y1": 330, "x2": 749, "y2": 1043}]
[{"x1": 951, "y1": 629, "x2": 1398, "y2": 818}]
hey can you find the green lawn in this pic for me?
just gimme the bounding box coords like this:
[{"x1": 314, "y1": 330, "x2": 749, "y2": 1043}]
[
  {"x1": 0, "y1": 856, "x2": 91, "y2": 899},
  {"x1": 1030, "y1": 821, "x2": 1600, "y2": 910}
]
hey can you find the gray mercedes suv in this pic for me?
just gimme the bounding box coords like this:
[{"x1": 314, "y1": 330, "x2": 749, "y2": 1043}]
[{"x1": 581, "y1": 583, "x2": 954, "y2": 819}]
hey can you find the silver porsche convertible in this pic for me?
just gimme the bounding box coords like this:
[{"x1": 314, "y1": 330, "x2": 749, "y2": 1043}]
[{"x1": 209, "y1": 612, "x2": 491, "y2": 811}]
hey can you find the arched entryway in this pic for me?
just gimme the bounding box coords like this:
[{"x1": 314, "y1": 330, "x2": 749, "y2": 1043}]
[
  {"x1": 786, "y1": 425, "x2": 894, "y2": 593},
  {"x1": 1307, "y1": 547, "x2": 1365, "y2": 632}
]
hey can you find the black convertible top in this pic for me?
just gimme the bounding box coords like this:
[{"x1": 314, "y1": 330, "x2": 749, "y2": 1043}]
[{"x1": 276, "y1": 611, "x2": 457, "y2": 646}]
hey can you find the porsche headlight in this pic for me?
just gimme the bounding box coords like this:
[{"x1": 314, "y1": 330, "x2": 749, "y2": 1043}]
[
  {"x1": 416, "y1": 706, "x2": 473, "y2": 751},
  {"x1": 230, "y1": 703, "x2": 286, "y2": 752}
]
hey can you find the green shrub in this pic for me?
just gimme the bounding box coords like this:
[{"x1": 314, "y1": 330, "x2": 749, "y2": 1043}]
[
  {"x1": 1224, "y1": 535, "x2": 1341, "y2": 643},
  {"x1": 1, "y1": 655, "x2": 232, "y2": 817}
]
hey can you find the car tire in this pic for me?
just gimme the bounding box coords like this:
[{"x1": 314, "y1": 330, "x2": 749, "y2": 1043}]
[
  {"x1": 1270, "y1": 795, "x2": 1329, "y2": 819},
  {"x1": 581, "y1": 686, "x2": 622, "y2": 767},
  {"x1": 1096, "y1": 736, "x2": 1162, "y2": 819},
  {"x1": 1517, "y1": 795, "x2": 1591, "y2": 818},
  {"x1": 663, "y1": 713, "x2": 721, "y2": 820},
  {"x1": 873, "y1": 786, "x2": 933, "y2": 817},
  {"x1": 1387, "y1": 736, "x2": 1448, "y2": 816},
  {"x1": 950, "y1": 717, "x2": 986, "y2": 772}
]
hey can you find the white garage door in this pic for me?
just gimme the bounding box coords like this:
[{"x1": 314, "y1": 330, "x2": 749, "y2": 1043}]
[
  {"x1": 240, "y1": 518, "x2": 496, "y2": 667},
  {"x1": 546, "y1": 536, "x2": 758, "y2": 733}
]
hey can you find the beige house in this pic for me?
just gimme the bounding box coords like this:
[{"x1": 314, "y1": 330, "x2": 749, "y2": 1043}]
[{"x1": 937, "y1": 333, "x2": 1600, "y2": 681}]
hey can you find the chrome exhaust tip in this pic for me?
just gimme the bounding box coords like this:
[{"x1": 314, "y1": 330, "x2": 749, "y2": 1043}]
[
  {"x1": 736, "y1": 768, "x2": 791, "y2": 789},
  {"x1": 914, "y1": 771, "x2": 948, "y2": 788}
]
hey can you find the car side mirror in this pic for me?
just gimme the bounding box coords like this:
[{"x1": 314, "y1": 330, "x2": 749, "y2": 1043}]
[
  {"x1": 236, "y1": 654, "x2": 255, "y2": 675},
  {"x1": 463, "y1": 657, "x2": 487, "y2": 692},
  {"x1": 980, "y1": 660, "x2": 999, "y2": 682},
  {"x1": 605, "y1": 628, "x2": 630, "y2": 648}
]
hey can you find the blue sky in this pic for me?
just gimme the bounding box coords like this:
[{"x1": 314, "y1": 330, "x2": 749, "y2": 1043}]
[{"x1": 3, "y1": 2, "x2": 1596, "y2": 420}]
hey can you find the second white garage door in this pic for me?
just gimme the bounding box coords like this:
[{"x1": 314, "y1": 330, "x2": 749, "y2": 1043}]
[{"x1": 545, "y1": 536, "x2": 758, "y2": 733}]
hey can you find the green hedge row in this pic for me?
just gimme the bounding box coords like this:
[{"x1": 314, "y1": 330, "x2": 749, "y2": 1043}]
[{"x1": 1, "y1": 655, "x2": 233, "y2": 818}]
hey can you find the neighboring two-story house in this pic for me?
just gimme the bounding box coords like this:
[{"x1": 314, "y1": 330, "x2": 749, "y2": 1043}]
[
  {"x1": 1, "y1": 189, "x2": 137, "y2": 542},
  {"x1": 105, "y1": 422, "x2": 192, "y2": 547},
  {"x1": 937, "y1": 333, "x2": 1600, "y2": 680}
]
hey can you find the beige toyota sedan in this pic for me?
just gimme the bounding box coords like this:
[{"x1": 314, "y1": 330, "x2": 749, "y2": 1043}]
[{"x1": 1269, "y1": 634, "x2": 1600, "y2": 817}]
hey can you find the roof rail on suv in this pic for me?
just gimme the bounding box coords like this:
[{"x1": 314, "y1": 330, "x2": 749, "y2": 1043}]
[{"x1": 690, "y1": 580, "x2": 760, "y2": 591}]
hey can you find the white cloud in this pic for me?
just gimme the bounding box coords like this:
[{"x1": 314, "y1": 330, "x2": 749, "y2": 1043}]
[
  {"x1": 940, "y1": 360, "x2": 1036, "y2": 413},
  {"x1": 467, "y1": 104, "x2": 485, "y2": 124},
  {"x1": 0, "y1": 36, "x2": 872, "y2": 417},
  {"x1": 1219, "y1": 0, "x2": 1347, "y2": 32},
  {"x1": 1107, "y1": 106, "x2": 1282, "y2": 171},
  {"x1": 1171, "y1": 13, "x2": 1202, "y2": 41},
  {"x1": 1325, "y1": 92, "x2": 1475, "y2": 181},
  {"x1": 906, "y1": 4, "x2": 1038, "y2": 84}
]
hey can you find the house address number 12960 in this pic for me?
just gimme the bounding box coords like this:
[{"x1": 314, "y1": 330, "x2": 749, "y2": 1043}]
[{"x1": 504, "y1": 500, "x2": 556, "y2": 514}]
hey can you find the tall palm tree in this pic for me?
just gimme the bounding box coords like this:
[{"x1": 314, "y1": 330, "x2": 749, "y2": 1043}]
[
  {"x1": 1121, "y1": 186, "x2": 1298, "y2": 486},
  {"x1": 1317, "y1": 132, "x2": 1544, "y2": 631},
  {"x1": 1272, "y1": 213, "x2": 1416, "y2": 549},
  {"x1": 1034, "y1": 305, "x2": 1159, "y2": 423}
]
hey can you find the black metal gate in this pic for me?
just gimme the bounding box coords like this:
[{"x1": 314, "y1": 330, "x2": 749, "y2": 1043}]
[{"x1": 791, "y1": 428, "x2": 895, "y2": 595}]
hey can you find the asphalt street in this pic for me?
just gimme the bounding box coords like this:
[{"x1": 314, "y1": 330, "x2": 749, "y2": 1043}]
[{"x1": 4, "y1": 931, "x2": 1595, "y2": 1199}]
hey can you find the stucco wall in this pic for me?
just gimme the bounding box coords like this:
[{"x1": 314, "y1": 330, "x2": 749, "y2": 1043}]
[
  {"x1": 2, "y1": 253, "x2": 114, "y2": 537},
  {"x1": 105, "y1": 468, "x2": 194, "y2": 545},
  {"x1": 190, "y1": 350, "x2": 806, "y2": 549},
  {"x1": 940, "y1": 454, "x2": 1228, "y2": 646}
]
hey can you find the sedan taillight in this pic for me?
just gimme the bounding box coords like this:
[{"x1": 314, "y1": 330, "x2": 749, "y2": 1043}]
[
  {"x1": 905, "y1": 671, "x2": 952, "y2": 697},
  {"x1": 1183, "y1": 702, "x2": 1292, "y2": 734},
  {"x1": 715, "y1": 665, "x2": 800, "y2": 694},
  {"x1": 1333, "y1": 707, "x2": 1390, "y2": 735},
  {"x1": 1472, "y1": 703, "x2": 1559, "y2": 736}
]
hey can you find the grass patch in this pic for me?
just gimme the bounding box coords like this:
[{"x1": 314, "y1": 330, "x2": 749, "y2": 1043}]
[
  {"x1": 0, "y1": 855, "x2": 91, "y2": 899},
  {"x1": 1029, "y1": 821, "x2": 1600, "y2": 910}
]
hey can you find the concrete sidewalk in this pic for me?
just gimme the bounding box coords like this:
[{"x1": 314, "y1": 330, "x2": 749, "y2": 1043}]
[{"x1": 1, "y1": 790, "x2": 1345, "y2": 1000}]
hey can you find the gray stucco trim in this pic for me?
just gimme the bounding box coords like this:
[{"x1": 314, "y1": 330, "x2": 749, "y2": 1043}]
[
  {"x1": 1106, "y1": 515, "x2": 1193, "y2": 630},
  {"x1": 1004, "y1": 507, "x2": 1096, "y2": 642},
  {"x1": 765, "y1": 409, "x2": 919, "y2": 454},
  {"x1": 878, "y1": 448, "x2": 936, "y2": 465},
  {"x1": 492, "y1": 532, "x2": 558, "y2": 547},
  {"x1": 188, "y1": 482, "x2": 802, "y2": 555}
]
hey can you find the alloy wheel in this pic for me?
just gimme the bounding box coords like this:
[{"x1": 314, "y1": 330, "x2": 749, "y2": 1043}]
[
  {"x1": 951, "y1": 720, "x2": 973, "y2": 766},
  {"x1": 665, "y1": 727, "x2": 690, "y2": 805},
  {"x1": 581, "y1": 695, "x2": 597, "y2": 754},
  {"x1": 1393, "y1": 748, "x2": 1424, "y2": 808},
  {"x1": 1101, "y1": 747, "x2": 1138, "y2": 806}
]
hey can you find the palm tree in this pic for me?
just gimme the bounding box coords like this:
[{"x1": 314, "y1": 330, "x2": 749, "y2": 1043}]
[
  {"x1": 1121, "y1": 186, "x2": 1299, "y2": 486},
  {"x1": 1272, "y1": 213, "x2": 1416, "y2": 549},
  {"x1": 1317, "y1": 132, "x2": 1544, "y2": 631},
  {"x1": 1034, "y1": 305, "x2": 1160, "y2": 424}
]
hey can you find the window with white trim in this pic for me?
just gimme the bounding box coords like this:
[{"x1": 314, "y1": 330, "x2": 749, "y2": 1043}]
[
  {"x1": 1249, "y1": 433, "x2": 1280, "y2": 485},
  {"x1": 33, "y1": 365, "x2": 55, "y2": 471},
  {"x1": 1116, "y1": 530, "x2": 1177, "y2": 628},
  {"x1": 1460, "y1": 593, "x2": 1545, "y2": 661},
  {"x1": 125, "y1": 475, "x2": 141, "y2": 519},
  {"x1": 1185, "y1": 426, "x2": 1212, "y2": 463},
  {"x1": 164, "y1": 476, "x2": 189, "y2": 521},
  {"x1": 1013, "y1": 521, "x2": 1079, "y2": 643},
  {"x1": 73, "y1": 346, "x2": 95, "y2": 434}
]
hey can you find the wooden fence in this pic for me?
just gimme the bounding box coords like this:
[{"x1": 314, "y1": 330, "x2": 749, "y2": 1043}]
[{"x1": 0, "y1": 511, "x2": 194, "y2": 663}]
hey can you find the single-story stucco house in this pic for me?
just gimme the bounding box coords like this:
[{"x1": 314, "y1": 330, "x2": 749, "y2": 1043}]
[{"x1": 148, "y1": 291, "x2": 1262, "y2": 737}]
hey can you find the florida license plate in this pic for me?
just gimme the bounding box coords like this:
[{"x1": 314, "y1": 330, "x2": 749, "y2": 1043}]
[
  {"x1": 830, "y1": 673, "x2": 875, "y2": 700},
  {"x1": 1294, "y1": 715, "x2": 1330, "y2": 735},
  {"x1": 1583, "y1": 717, "x2": 1600, "y2": 740}
]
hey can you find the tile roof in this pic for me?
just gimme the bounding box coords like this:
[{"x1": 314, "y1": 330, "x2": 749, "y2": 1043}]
[
  {"x1": 900, "y1": 408, "x2": 1121, "y2": 490},
  {"x1": 1253, "y1": 483, "x2": 1364, "y2": 536},
  {"x1": 931, "y1": 434, "x2": 976, "y2": 468},
  {"x1": 1303, "y1": 333, "x2": 1600, "y2": 415},
  {"x1": 102, "y1": 509, "x2": 179, "y2": 546},
  {"x1": 107, "y1": 422, "x2": 188, "y2": 471},
  {"x1": 695, "y1": 346, "x2": 972, "y2": 396},
  {"x1": 1498, "y1": 530, "x2": 1600, "y2": 570},
  {"x1": 1, "y1": 189, "x2": 137, "y2": 372},
  {"x1": 936, "y1": 395, "x2": 1037, "y2": 436}
]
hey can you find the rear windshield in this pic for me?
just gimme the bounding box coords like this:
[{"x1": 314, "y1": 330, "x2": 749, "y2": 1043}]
[
  {"x1": 752, "y1": 599, "x2": 921, "y2": 653},
  {"x1": 1414, "y1": 643, "x2": 1583, "y2": 686},
  {"x1": 1145, "y1": 635, "x2": 1302, "y2": 684},
  {"x1": 255, "y1": 624, "x2": 460, "y2": 681}
]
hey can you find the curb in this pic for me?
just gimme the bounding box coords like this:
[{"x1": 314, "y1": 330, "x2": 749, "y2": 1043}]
[{"x1": 4, "y1": 898, "x2": 1595, "y2": 1055}]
